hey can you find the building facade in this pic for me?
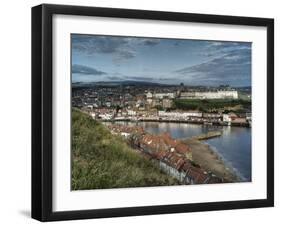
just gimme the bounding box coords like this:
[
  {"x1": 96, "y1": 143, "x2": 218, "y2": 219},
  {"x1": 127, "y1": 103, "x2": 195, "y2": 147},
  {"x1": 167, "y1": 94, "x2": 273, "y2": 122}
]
[{"x1": 180, "y1": 90, "x2": 238, "y2": 99}]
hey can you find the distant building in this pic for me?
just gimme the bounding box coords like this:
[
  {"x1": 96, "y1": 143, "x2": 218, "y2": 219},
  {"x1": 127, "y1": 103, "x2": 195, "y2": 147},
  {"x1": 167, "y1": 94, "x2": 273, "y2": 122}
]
[
  {"x1": 146, "y1": 92, "x2": 153, "y2": 99},
  {"x1": 162, "y1": 98, "x2": 172, "y2": 109},
  {"x1": 98, "y1": 113, "x2": 113, "y2": 120},
  {"x1": 105, "y1": 102, "x2": 111, "y2": 107},
  {"x1": 180, "y1": 90, "x2": 238, "y2": 99},
  {"x1": 158, "y1": 111, "x2": 202, "y2": 119},
  {"x1": 146, "y1": 92, "x2": 175, "y2": 99},
  {"x1": 246, "y1": 113, "x2": 252, "y2": 121},
  {"x1": 232, "y1": 117, "x2": 247, "y2": 124},
  {"x1": 127, "y1": 110, "x2": 136, "y2": 116},
  {"x1": 223, "y1": 114, "x2": 232, "y2": 125},
  {"x1": 222, "y1": 113, "x2": 248, "y2": 126}
]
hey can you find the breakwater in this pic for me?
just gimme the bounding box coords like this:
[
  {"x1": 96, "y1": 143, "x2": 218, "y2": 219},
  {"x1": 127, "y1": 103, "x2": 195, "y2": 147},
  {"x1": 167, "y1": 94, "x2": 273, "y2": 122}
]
[{"x1": 190, "y1": 131, "x2": 222, "y2": 140}]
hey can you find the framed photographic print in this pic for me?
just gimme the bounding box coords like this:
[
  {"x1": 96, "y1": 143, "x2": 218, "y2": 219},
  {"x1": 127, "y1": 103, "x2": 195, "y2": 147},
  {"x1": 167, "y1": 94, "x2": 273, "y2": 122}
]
[{"x1": 32, "y1": 4, "x2": 274, "y2": 221}]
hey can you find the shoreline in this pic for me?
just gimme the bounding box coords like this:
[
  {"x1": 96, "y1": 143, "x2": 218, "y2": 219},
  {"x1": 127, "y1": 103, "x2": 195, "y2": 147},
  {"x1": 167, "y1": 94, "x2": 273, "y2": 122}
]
[
  {"x1": 182, "y1": 138, "x2": 241, "y2": 182},
  {"x1": 202, "y1": 141, "x2": 247, "y2": 182},
  {"x1": 106, "y1": 119, "x2": 250, "y2": 128}
]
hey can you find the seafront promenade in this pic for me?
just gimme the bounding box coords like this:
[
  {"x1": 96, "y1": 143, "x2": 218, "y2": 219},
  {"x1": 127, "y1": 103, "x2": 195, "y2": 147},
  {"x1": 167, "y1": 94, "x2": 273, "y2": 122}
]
[{"x1": 99, "y1": 113, "x2": 251, "y2": 127}]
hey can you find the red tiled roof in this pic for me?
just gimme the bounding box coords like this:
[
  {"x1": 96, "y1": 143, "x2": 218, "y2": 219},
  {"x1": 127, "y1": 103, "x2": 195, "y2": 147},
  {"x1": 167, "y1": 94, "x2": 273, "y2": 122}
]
[
  {"x1": 160, "y1": 132, "x2": 177, "y2": 147},
  {"x1": 141, "y1": 134, "x2": 168, "y2": 152},
  {"x1": 159, "y1": 152, "x2": 186, "y2": 170},
  {"x1": 185, "y1": 166, "x2": 208, "y2": 184},
  {"x1": 181, "y1": 161, "x2": 193, "y2": 172},
  {"x1": 175, "y1": 143, "x2": 191, "y2": 154},
  {"x1": 154, "y1": 151, "x2": 168, "y2": 160}
]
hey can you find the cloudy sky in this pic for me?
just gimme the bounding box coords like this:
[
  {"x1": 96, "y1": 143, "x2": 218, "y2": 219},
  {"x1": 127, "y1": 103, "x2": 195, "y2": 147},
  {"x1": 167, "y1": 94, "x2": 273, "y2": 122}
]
[{"x1": 72, "y1": 34, "x2": 251, "y2": 86}]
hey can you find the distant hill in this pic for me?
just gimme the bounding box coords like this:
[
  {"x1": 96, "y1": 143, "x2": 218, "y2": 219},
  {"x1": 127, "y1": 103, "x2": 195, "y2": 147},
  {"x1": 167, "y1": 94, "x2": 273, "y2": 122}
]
[
  {"x1": 72, "y1": 81, "x2": 251, "y2": 89},
  {"x1": 72, "y1": 80, "x2": 168, "y2": 88},
  {"x1": 71, "y1": 109, "x2": 180, "y2": 190}
]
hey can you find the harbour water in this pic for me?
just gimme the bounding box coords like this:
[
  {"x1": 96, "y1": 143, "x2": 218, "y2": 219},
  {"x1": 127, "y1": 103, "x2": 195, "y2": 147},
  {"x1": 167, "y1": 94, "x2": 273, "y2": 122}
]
[{"x1": 111, "y1": 121, "x2": 252, "y2": 181}]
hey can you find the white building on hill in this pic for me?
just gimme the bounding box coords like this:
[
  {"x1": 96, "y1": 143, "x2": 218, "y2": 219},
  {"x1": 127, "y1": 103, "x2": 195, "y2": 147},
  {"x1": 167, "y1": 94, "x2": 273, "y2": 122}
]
[
  {"x1": 146, "y1": 92, "x2": 175, "y2": 99},
  {"x1": 180, "y1": 90, "x2": 238, "y2": 99}
]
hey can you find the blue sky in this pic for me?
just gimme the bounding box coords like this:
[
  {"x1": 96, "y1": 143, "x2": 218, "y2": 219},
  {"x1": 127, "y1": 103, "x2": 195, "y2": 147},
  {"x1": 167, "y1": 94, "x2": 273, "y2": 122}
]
[{"x1": 72, "y1": 34, "x2": 251, "y2": 86}]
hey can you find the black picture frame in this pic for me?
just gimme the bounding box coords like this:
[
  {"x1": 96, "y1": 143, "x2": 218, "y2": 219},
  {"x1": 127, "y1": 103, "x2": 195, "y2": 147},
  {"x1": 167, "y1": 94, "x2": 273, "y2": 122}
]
[{"x1": 32, "y1": 4, "x2": 274, "y2": 222}]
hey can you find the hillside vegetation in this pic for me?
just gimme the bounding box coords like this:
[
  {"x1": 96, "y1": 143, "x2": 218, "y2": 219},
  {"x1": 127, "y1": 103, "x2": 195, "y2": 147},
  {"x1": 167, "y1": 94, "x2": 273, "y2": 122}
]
[
  {"x1": 173, "y1": 99, "x2": 251, "y2": 113},
  {"x1": 72, "y1": 109, "x2": 179, "y2": 190}
]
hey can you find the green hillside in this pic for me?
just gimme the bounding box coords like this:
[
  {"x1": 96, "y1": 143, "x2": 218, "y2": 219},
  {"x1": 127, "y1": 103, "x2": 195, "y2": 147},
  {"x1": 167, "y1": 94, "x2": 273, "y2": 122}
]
[
  {"x1": 173, "y1": 99, "x2": 251, "y2": 112},
  {"x1": 72, "y1": 109, "x2": 180, "y2": 190}
]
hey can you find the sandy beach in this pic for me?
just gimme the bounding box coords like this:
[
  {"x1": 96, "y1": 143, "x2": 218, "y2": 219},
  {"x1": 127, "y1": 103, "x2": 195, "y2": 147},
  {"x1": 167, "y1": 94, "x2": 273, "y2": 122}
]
[{"x1": 182, "y1": 138, "x2": 240, "y2": 182}]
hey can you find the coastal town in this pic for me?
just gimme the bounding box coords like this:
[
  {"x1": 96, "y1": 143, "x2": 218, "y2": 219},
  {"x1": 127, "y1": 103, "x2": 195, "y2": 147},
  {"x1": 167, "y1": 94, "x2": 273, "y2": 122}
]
[
  {"x1": 73, "y1": 83, "x2": 252, "y2": 127},
  {"x1": 72, "y1": 83, "x2": 251, "y2": 184}
]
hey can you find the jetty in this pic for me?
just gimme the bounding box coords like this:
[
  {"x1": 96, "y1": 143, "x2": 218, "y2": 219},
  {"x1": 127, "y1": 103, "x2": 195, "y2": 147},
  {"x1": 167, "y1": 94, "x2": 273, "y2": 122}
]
[{"x1": 178, "y1": 131, "x2": 222, "y2": 142}]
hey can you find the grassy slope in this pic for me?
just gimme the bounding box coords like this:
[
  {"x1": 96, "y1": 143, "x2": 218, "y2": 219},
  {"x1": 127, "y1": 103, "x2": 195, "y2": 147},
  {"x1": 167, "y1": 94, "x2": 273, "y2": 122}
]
[
  {"x1": 173, "y1": 99, "x2": 251, "y2": 112},
  {"x1": 72, "y1": 109, "x2": 179, "y2": 190}
]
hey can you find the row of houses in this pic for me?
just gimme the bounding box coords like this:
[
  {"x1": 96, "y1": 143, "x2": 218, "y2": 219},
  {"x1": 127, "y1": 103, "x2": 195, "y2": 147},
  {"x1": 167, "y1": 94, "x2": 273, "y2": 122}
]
[
  {"x1": 107, "y1": 124, "x2": 145, "y2": 138},
  {"x1": 157, "y1": 111, "x2": 250, "y2": 125},
  {"x1": 131, "y1": 132, "x2": 222, "y2": 184},
  {"x1": 135, "y1": 132, "x2": 193, "y2": 161},
  {"x1": 106, "y1": 124, "x2": 223, "y2": 185},
  {"x1": 88, "y1": 107, "x2": 250, "y2": 126},
  {"x1": 154, "y1": 151, "x2": 222, "y2": 184},
  {"x1": 158, "y1": 110, "x2": 202, "y2": 118}
]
